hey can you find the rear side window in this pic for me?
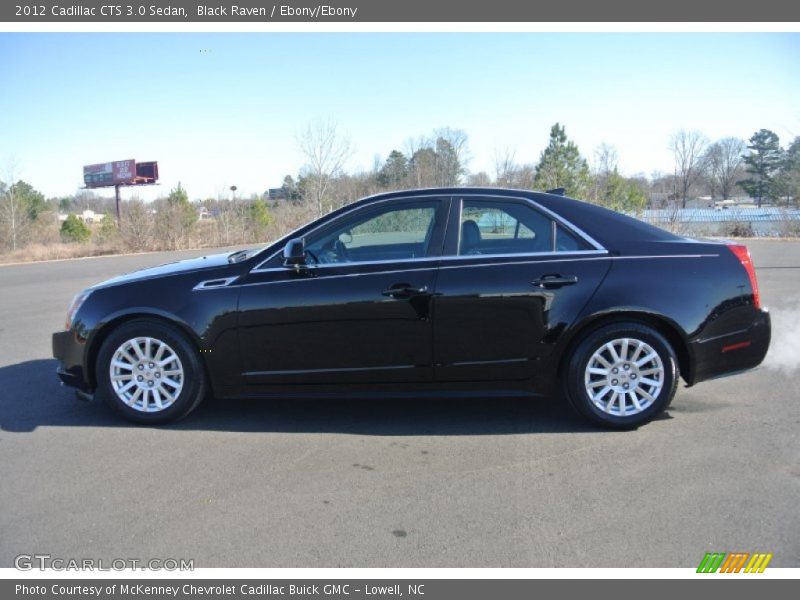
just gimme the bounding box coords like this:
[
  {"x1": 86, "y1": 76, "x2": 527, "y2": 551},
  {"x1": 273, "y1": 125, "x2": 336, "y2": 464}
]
[
  {"x1": 457, "y1": 199, "x2": 590, "y2": 255},
  {"x1": 555, "y1": 224, "x2": 587, "y2": 252}
]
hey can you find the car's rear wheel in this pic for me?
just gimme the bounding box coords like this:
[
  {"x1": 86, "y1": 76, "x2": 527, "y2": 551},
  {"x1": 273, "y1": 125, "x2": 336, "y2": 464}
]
[
  {"x1": 96, "y1": 319, "x2": 206, "y2": 424},
  {"x1": 564, "y1": 322, "x2": 678, "y2": 429}
]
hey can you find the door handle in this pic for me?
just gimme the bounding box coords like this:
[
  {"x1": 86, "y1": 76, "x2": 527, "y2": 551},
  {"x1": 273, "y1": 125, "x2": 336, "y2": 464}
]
[
  {"x1": 531, "y1": 274, "x2": 578, "y2": 289},
  {"x1": 381, "y1": 284, "x2": 429, "y2": 298}
]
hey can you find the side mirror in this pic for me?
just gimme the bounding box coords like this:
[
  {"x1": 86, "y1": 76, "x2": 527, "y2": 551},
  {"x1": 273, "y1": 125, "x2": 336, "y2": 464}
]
[{"x1": 283, "y1": 238, "x2": 307, "y2": 268}]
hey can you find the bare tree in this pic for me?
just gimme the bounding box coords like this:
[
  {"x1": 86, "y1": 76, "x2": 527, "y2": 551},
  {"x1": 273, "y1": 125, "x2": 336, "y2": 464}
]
[
  {"x1": 669, "y1": 130, "x2": 708, "y2": 208},
  {"x1": 0, "y1": 160, "x2": 31, "y2": 252},
  {"x1": 407, "y1": 141, "x2": 437, "y2": 188},
  {"x1": 594, "y1": 143, "x2": 619, "y2": 178},
  {"x1": 404, "y1": 136, "x2": 427, "y2": 187},
  {"x1": 297, "y1": 118, "x2": 353, "y2": 216},
  {"x1": 466, "y1": 172, "x2": 492, "y2": 186},
  {"x1": 704, "y1": 137, "x2": 746, "y2": 200},
  {"x1": 591, "y1": 143, "x2": 619, "y2": 202},
  {"x1": 493, "y1": 147, "x2": 518, "y2": 187},
  {"x1": 433, "y1": 127, "x2": 469, "y2": 186},
  {"x1": 120, "y1": 197, "x2": 155, "y2": 252}
]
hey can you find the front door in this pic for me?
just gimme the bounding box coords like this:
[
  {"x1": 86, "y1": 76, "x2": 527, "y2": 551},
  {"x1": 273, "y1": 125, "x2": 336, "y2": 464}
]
[{"x1": 237, "y1": 198, "x2": 448, "y2": 387}]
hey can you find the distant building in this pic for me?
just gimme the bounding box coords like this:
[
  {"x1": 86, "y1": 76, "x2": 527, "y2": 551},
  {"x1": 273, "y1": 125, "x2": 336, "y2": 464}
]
[{"x1": 76, "y1": 209, "x2": 99, "y2": 223}]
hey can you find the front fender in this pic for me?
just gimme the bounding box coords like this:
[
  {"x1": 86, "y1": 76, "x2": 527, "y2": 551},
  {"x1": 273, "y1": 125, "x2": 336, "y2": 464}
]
[{"x1": 74, "y1": 275, "x2": 240, "y2": 392}]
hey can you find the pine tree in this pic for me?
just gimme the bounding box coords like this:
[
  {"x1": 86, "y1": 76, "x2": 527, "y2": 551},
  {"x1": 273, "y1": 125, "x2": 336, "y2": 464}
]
[
  {"x1": 377, "y1": 150, "x2": 409, "y2": 188},
  {"x1": 738, "y1": 129, "x2": 784, "y2": 208},
  {"x1": 249, "y1": 198, "x2": 273, "y2": 241},
  {"x1": 776, "y1": 137, "x2": 800, "y2": 205},
  {"x1": 533, "y1": 123, "x2": 591, "y2": 198},
  {"x1": 601, "y1": 170, "x2": 647, "y2": 214}
]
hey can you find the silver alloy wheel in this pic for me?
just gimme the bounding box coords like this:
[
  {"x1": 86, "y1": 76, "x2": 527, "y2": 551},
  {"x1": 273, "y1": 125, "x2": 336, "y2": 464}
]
[
  {"x1": 584, "y1": 337, "x2": 664, "y2": 417},
  {"x1": 109, "y1": 337, "x2": 184, "y2": 413}
]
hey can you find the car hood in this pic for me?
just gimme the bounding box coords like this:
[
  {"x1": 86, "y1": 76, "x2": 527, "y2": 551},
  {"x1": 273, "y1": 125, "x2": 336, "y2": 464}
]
[{"x1": 92, "y1": 252, "x2": 233, "y2": 289}]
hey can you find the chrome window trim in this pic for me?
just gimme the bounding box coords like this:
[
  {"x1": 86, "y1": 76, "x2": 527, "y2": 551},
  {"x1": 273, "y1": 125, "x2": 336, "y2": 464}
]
[
  {"x1": 438, "y1": 253, "x2": 719, "y2": 271},
  {"x1": 443, "y1": 249, "x2": 609, "y2": 262},
  {"x1": 527, "y1": 197, "x2": 606, "y2": 252},
  {"x1": 252, "y1": 249, "x2": 608, "y2": 276},
  {"x1": 240, "y1": 266, "x2": 439, "y2": 287},
  {"x1": 251, "y1": 192, "x2": 608, "y2": 273},
  {"x1": 252, "y1": 258, "x2": 440, "y2": 273}
]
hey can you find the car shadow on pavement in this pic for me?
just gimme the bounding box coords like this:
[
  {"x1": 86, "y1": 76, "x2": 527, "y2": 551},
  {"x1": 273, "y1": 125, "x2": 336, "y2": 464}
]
[{"x1": 0, "y1": 359, "x2": 661, "y2": 434}]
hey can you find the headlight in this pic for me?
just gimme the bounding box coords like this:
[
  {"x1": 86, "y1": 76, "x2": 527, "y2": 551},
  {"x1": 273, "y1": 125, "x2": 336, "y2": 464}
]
[{"x1": 65, "y1": 289, "x2": 92, "y2": 330}]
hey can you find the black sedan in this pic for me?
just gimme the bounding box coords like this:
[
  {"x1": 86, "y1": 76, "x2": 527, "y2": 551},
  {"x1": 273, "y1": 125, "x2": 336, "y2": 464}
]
[{"x1": 52, "y1": 188, "x2": 770, "y2": 429}]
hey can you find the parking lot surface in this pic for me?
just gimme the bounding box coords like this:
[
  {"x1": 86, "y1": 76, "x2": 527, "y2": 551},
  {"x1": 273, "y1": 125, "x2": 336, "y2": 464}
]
[{"x1": 1, "y1": 241, "x2": 798, "y2": 567}]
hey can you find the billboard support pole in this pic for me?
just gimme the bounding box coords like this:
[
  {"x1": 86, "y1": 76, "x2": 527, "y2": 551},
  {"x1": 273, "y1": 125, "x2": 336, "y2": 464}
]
[{"x1": 115, "y1": 184, "x2": 122, "y2": 230}]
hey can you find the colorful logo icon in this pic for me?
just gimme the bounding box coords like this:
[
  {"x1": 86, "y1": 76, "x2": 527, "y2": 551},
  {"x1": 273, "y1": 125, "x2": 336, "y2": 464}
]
[{"x1": 697, "y1": 552, "x2": 773, "y2": 573}]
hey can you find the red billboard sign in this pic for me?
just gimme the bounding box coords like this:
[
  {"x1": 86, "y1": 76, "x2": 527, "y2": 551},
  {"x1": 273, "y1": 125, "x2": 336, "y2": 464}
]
[{"x1": 83, "y1": 159, "x2": 136, "y2": 188}]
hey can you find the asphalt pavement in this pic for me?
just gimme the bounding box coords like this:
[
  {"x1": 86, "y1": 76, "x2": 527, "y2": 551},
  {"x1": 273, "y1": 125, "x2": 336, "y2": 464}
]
[{"x1": 0, "y1": 241, "x2": 798, "y2": 567}]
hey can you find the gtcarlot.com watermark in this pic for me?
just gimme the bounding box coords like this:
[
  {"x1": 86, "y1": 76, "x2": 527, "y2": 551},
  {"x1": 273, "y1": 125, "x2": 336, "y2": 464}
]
[{"x1": 15, "y1": 554, "x2": 194, "y2": 571}]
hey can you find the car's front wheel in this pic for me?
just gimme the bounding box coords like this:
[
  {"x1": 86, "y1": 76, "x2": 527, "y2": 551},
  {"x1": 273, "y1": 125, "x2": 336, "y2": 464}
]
[
  {"x1": 96, "y1": 319, "x2": 206, "y2": 424},
  {"x1": 564, "y1": 322, "x2": 678, "y2": 429}
]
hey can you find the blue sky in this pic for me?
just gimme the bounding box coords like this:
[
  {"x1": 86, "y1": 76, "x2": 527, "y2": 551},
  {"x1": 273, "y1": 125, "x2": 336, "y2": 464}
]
[{"x1": 1, "y1": 33, "x2": 798, "y2": 200}]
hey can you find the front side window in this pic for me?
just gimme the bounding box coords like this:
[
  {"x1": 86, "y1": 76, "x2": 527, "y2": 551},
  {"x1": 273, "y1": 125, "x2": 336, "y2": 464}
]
[
  {"x1": 457, "y1": 198, "x2": 591, "y2": 256},
  {"x1": 305, "y1": 202, "x2": 439, "y2": 264}
]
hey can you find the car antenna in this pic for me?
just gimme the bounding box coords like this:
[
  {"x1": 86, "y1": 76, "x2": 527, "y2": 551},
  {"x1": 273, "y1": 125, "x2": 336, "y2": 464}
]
[{"x1": 546, "y1": 187, "x2": 566, "y2": 196}]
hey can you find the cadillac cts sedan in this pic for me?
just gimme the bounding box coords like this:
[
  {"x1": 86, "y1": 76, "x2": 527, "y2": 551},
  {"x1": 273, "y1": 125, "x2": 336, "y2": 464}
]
[{"x1": 52, "y1": 188, "x2": 771, "y2": 428}]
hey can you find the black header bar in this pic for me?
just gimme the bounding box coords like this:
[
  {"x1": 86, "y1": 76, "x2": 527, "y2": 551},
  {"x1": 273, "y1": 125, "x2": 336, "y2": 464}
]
[{"x1": 3, "y1": 0, "x2": 800, "y2": 23}]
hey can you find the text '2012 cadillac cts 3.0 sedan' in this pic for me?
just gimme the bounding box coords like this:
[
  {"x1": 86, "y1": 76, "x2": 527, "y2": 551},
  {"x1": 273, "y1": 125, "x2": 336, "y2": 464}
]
[{"x1": 53, "y1": 188, "x2": 771, "y2": 429}]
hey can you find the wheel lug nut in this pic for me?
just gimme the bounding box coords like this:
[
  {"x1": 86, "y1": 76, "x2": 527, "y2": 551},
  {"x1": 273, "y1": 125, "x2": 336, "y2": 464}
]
[
  {"x1": 137, "y1": 375, "x2": 143, "y2": 382},
  {"x1": 138, "y1": 364, "x2": 144, "y2": 370},
  {"x1": 624, "y1": 364, "x2": 630, "y2": 370},
  {"x1": 612, "y1": 368, "x2": 618, "y2": 374},
  {"x1": 623, "y1": 383, "x2": 630, "y2": 389},
  {"x1": 631, "y1": 374, "x2": 637, "y2": 379},
  {"x1": 155, "y1": 372, "x2": 161, "y2": 378},
  {"x1": 148, "y1": 362, "x2": 154, "y2": 368},
  {"x1": 148, "y1": 380, "x2": 154, "y2": 386},
  {"x1": 612, "y1": 379, "x2": 618, "y2": 385}
]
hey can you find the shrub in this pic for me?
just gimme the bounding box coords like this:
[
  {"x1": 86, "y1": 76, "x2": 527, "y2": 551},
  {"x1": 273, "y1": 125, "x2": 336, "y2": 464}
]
[
  {"x1": 60, "y1": 215, "x2": 91, "y2": 243},
  {"x1": 97, "y1": 214, "x2": 119, "y2": 244},
  {"x1": 722, "y1": 221, "x2": 755, "y2": 237}
]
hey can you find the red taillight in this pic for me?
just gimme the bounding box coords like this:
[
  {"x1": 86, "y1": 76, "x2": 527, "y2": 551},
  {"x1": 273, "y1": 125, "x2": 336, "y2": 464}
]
[{"x1": 727, "y1": 244, "x2": 761, "y2": 309}]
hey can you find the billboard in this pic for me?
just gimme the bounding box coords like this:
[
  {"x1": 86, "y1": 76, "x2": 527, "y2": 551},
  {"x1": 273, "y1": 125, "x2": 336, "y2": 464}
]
[
  {"x1": 135, "y1": 161, "x2": 159, "y2": 183},
  {"x1": 83, "y1": 160, "x2": 136, "y2": 188},
  {"x1": 83, "y1": 160, "x2": 159, "y2": 188}
]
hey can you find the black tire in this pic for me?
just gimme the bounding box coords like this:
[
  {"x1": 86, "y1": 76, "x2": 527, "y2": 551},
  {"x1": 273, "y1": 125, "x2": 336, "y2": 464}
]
[
  {"x1": 563, "y1": 321, "x2": 679, "y2": 430},
  {"x1": 96, "y1": 319, "x2": 206, "y2": 424}
]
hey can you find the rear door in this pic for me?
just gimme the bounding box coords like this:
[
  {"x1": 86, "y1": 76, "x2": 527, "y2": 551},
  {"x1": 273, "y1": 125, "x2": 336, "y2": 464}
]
[{"x1": 432, "y1": 195, "x2": 611, "y2": 382}]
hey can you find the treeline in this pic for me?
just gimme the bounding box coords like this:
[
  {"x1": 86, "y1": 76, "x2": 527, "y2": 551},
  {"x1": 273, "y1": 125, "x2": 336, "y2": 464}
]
[
  {"x1": 1, "y1": 122, "x2": 799, "y2": 261},
  {"x1": 282, "y1": 122, "x2": 800, "y2": 216},
  {"x1": 0, "y1": 181, "x2": 295, "y2": 261}
]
